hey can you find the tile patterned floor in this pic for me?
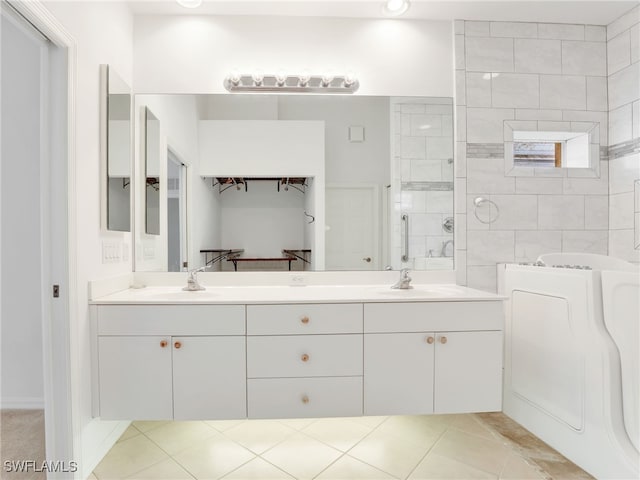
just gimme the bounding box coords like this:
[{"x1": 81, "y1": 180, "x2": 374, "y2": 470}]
[{"x1": 90, "y1": 413, "x2": 593, "y2": 480}]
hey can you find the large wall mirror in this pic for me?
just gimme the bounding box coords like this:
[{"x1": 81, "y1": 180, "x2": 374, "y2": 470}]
[
  {"x1": 100, "y1": 65, "x2": 131, "y2": 232},
  {"x1": 133, "y1": 94, "x2": 454, "y2": 272}
]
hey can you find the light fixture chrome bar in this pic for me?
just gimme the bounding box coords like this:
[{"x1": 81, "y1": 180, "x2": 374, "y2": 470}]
[{"x1": 224, "y1": 74, "x2": 359, "y2": 94}]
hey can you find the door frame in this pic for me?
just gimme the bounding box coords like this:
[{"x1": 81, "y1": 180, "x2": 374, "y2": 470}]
[
  {"x1": 167, "y1": 146, "x2": 188, "y2": 271},
  {"x1": 325, "y1": 183, "x2": 381, "y2": 270},
  {"x1": 6, "y1": 0, "x2": 78, "y2": 474}
]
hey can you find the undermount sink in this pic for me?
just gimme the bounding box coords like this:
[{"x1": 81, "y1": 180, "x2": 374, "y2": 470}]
[
  {"x1": 375, "y1": 287, "x2": 436, "y2": 297},
  {"x1": 135, "y1": 288, "x2": 217, "y2": 300}
]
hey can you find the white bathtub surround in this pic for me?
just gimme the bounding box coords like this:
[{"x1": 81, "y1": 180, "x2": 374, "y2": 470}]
[
  {"x1": 607, "y1": 6, "x2": 640, "y2": 263},
  {"x1": 455, "y1": 19, "x2": 612, "y2": 291},
  {"x1": 503, "y1": 254, "x2": 639, "y2": 479}
]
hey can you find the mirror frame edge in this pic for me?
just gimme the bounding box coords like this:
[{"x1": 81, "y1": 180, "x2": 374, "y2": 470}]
[{"x1": 99, "y1": 64, "x2": 109, "y2": 232}]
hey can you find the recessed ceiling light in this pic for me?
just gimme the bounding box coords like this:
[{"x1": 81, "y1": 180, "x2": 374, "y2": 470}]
[
  {"x1": 176, "y1": 0, "x2": 202, "y2": 9},
  {"x1": 383, "y1": 0, "x2": 410, "y2": 16}
]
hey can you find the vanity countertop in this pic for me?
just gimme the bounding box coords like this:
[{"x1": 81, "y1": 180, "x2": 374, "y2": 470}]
[{"x1": 90, "y1": 284, "x2": 504, "y2": 305}]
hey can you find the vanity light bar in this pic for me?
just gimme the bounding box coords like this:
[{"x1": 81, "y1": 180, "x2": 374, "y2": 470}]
[{"x1": 223, "y1": 74, "x2": 359, "y2": 94}]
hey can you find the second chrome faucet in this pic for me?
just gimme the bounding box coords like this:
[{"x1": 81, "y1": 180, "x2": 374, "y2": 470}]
[{"x1": 391, "y1": 268, "x2": 413, "y2": 289}]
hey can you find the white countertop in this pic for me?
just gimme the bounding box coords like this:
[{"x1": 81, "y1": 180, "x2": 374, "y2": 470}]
[{"x1": 90, "y1": 284, "x2": 504, "y2": 305}]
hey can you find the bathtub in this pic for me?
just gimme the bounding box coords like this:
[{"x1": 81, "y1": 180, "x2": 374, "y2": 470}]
[{"x1": 503, "y1": 253, "x2": 639, "y2": 479}]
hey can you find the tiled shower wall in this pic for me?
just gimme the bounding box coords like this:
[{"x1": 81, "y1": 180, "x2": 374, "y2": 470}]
[
  {"x1": 607, "y1": 6, "x2": 640, "y2": 263},
  {"x1": 454, "y1": 19, "x2": 611, "y2": 292},
  {"x1": 391, "y1": 98, "x2": 454, "y2": 269}
]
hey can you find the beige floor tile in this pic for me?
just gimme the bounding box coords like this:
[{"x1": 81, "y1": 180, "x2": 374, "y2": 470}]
[
  {"x1": 93, "y1": 435, "x2": 168, "y2": 479},
  {"x1": 125, "y1": 458, "x2": 194, "y2": 479},
  {"x1": 499, "y1": 454, "x2": 545, "y2": 480},
  {"x1": 408, "y1": 452, "x2": 497, "y2": 479},
  {"x1": 301, "y1": 417, "x2": 372, "y2": 452},
  {"x1": 131, "y1": 421, "x2": 170, "y2": 433},
  {"x1": 348, "y1": 429, "x2": 431, "y2": 479},
  {"x1": 276, "y1": 417, "x2": 317, "y2": 431},
  {"x1": 223, "y1": 420, "x2": 296, "y2": 455},
  {"x1": 205, "y1": 420, "x2": 248, "y2": 432},
  {"x1": 315, "y1": 455, "x2": 398, "y2": 479},
  {"x1": 145, "y1": 421, "x2": 218, "y2": 455},
  {"x1": 431, "y1": 429, "x2": 511, "y2": 476},
  {"x1": 88, "y1": 474, "x2": 98, "y2": 480},
  {"x1": 376, "y1": 416, "x2": 444, "y2": 449},
  {"x1": 222, "y1": 458, "x2": 293, "y2": 479},
  {"x1": 261, "y1": 432, "x2": 343, "y2": 479},
  {"x1": 173, "y1": 435, "x2": 255, "y2": 480},
  {"x1": 350, "y1": 416, "x2": 388, "y2": 429},
  {"x1": 451, "y1": 415, "x2": 501, "y2": 442},
  {"x1": 117, "y1": 425, "x2": 142, "y2": 443}
]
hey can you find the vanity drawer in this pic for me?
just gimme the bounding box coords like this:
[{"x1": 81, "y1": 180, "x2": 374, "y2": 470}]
[
  {"x1": 248, "y1": 377, "x2": 363, "y2": 419},
  {"x1": 364, "y1": 301, "x2": 503, "y2": 333},
  {"x1": 247, "y1": 335, "x2": 362, "y2": 378},
  {"x1": 97, "y1": 305, "x2": 245, "y2": 335},
  {"x1": 246, "y1": 303, "x2": 362, "y2": 335}
]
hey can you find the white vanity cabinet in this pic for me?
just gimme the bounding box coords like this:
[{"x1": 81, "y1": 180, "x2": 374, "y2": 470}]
[
  {"x1": 363, "y1": 302, "x2": 504, "y2": 416},
  {"x1": 95, "y1": 305, "x2": 246, "y2": 420},
  {"x1": 245, "y1": 303, "x2": 364, "y2": 419},
  {"x1": 91, "y1": 293, "x2": 505, "y2": 421}
]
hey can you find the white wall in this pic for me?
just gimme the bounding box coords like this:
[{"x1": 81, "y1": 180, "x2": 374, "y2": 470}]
[
  {"x1": 40, "y1": 1, "x2": 134, "y2": 476},
  {"x1": 454, "y1": 19, "x2": 610, "y2": 292},
  {"x1": 220, "y1": 183, "x2": 305, "y2": 258},
  {"x1": 607, "y1": 6, "x2": 640, "y2": 263},
  {"x1": 278, "y1": 96, "x2": 390, "y2": 185},
  {"x1": 1, "y1": 11, "x2": 45, "y2": 408},
  {"x1": 135, "y1": 95, "x2": 221, "y2": 271},
  {"x1": 133, "y1": 16, "x2": 453, "y2": 97}
]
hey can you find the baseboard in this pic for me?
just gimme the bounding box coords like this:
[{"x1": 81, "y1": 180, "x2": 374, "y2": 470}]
[
  {"x1": 81, "y1": 419, "x2": 129, "y2": 479},
  {"x1": 1, "y1": 397, "x2": 45, "y2": 409}
]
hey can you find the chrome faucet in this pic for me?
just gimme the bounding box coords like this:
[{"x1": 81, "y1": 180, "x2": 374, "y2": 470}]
[
  {"x1": 440, "y1": 239, "x2": 453, "y2": 257},
  {"x1": 183, "y1": 266, "x2": 206, "y2": 291},
  {"x1": 391, "y1": 268, "x2": 413, "y2": 290}
]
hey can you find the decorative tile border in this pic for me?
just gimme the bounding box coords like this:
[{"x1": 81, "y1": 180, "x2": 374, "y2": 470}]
[
  {"x1": 608, "y1": 138, "x2": 640, "y2": 159},
  {"x1": 466, "y1": 143, "x2": 504, "y2": 158}
]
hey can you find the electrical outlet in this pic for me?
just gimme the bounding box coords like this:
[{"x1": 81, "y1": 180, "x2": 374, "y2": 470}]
[{"x1": 289, "y1": 274, "x2": 307, "y2": 286}]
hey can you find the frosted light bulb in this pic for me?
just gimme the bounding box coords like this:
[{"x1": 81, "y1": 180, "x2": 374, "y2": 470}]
[
  {"x1": 252, "y1": 72, "x2": 264, "y2": 86},
  {"x1": 275, "y1": 71, "x2": 287, "y2": 87}
]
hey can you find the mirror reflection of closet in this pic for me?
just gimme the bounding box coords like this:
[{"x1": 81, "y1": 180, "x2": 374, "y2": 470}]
[
  {"x1": 100, "y1": 64, "x2": 131, "y2": 232},
  {"x1": 145, "y1": 107, "x2": 160, "y2": 235},
  {"x1": 167, "y1": 148, "x2": 187, "y2": 271}
]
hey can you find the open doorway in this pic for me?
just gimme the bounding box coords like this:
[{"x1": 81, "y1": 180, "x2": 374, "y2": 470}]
[
  {"x1": 167, "y1": 148, "x2": 187, "y2": 272},
  {"x1": 1, "y1": 1, "x2": 73, "y2": 475}
]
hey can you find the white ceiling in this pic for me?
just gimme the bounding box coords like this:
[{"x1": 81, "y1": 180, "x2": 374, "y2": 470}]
[{"x1": 127, "y1": 0, "x2": 637, "y2": 26}]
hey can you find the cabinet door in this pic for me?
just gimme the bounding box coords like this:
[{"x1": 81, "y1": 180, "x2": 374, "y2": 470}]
[
  {"x1": 98, "y1": 336, "x2": 173, "y2": 420},
  {"x1": 172, "y1": 336, "x2": 247, "y2": 420},
  {"x1": 434, "y1": 331, "x2": 503, "y2": 414},
  {"x1": 364, "y1": 333, "x2": 434, "y2": 415}
]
